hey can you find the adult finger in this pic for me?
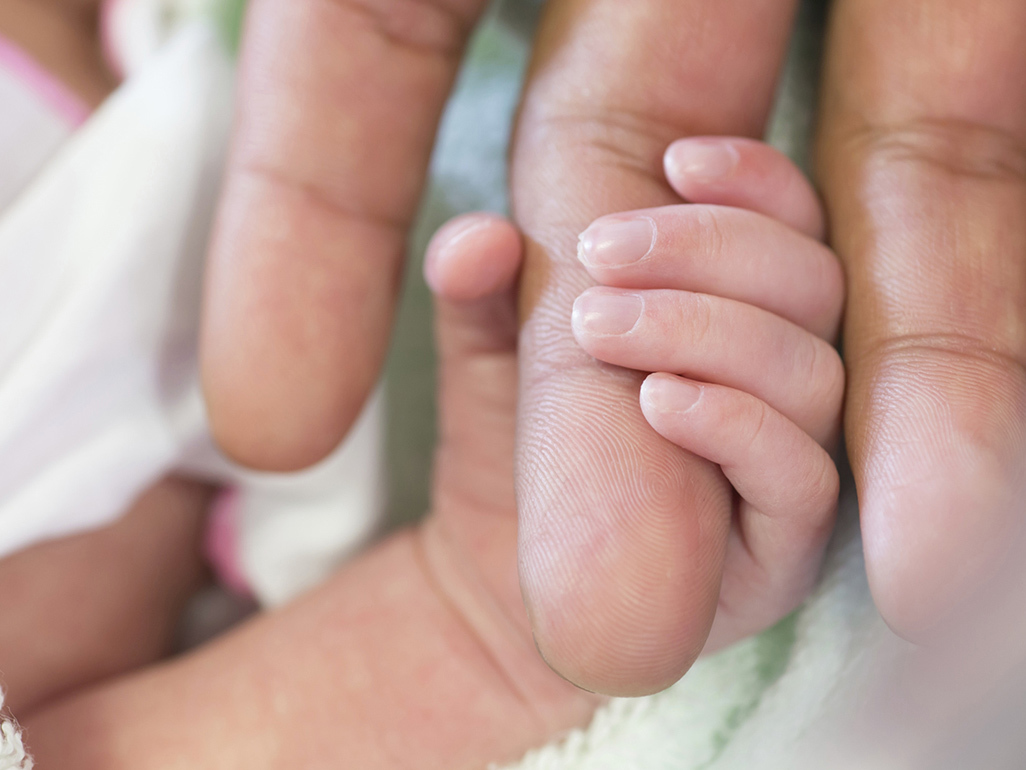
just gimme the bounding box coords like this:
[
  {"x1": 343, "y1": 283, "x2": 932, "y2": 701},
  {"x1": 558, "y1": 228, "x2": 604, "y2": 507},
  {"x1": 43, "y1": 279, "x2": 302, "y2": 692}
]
[
  {"x1": 201, "y1": 0, "x2": 491, "y2": 471},
  {"x1": 512, "y1": 0, "x2": 799, "y2": 695},
  {"x1": 817, "y1": 0, "x2": 1026, "y2": 639}
]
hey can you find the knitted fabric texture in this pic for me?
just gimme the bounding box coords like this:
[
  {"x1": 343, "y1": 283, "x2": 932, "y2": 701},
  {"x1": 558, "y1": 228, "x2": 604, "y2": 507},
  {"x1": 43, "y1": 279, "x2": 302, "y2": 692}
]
[{"x1": 0, "y1": 692, "x2": 31, "y2": 770}]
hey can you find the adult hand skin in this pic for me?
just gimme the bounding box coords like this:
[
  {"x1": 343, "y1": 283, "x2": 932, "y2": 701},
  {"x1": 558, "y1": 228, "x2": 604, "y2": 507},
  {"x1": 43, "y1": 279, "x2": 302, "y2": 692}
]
[
  {"x1": 510, "y1": 0, "x2": 798, "y2": 696},
  {"x1": 22, "y1": 216, "x2": 599, "y2": 769},
  {"x1": 817, "y1": 0, "x2": 1026, "y2": 638},
  {"x1": 200, "y1": 0, "x2": 495, "y2": 471}
]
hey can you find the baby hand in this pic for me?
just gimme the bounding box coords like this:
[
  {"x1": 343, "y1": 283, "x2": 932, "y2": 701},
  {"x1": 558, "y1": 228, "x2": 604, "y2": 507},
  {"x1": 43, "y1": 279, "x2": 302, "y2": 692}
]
[{"x1": 572, "y1": 137, "x2": 845, "y2": 649}]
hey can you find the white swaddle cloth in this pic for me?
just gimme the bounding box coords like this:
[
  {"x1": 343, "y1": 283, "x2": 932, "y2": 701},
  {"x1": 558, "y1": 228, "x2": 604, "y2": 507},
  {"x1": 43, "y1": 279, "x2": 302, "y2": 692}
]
[
  {"x1": 0, "y1": 688, "x2": 30, "y2": 770},
  {"x1": 0, "y1": 37, "x2": 83, "y2": 212},
  {"x1": 0, "y1": 15, "x2": 383, "y2": 606}
]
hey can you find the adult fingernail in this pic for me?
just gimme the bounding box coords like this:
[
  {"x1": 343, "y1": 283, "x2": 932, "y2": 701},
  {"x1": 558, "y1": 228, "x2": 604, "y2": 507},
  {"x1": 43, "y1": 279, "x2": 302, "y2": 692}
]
[
  {"x1": 578, "y1": 217, "x2": 656, "y2": 268},
  {"x1": 666, "y1": 140, "x2": 740, "y2": 183},
  {"x1": 642, "y1": 375, "x2": 703, "y2": 414},
  {"x1": 572, "y1": 291, "x2": 643, "y2": 336}
]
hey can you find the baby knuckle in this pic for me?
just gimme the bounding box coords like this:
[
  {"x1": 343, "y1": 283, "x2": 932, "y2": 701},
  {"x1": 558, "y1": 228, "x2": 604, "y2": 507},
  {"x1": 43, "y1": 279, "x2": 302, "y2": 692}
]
[
  {"x1": 790, "y1": 333, "x2": 841, "y2": 417},
  {"x1": 807, "y1": 457, "x2": 840, "y2": 516},
  {"x1": 789, "y1": 333, "x2": 820, "y2": 392},
  {"x1": 691, "y1": 206, "x2": 727, "y2": 261},
  {"x1": 816, "y1": 344, "x2": 847, "y2": 414},
  {"x1": 736, "y1": 396, "x2": 771, "y2": 459},
  {"x1": 677, "y1": 292, "x2": 714, "y2": 349}
]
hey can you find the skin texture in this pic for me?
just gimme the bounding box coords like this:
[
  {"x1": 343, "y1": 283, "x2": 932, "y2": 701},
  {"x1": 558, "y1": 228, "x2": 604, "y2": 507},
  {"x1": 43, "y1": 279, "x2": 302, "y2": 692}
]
[
  {"x1": 22, "y1": 217, "x2": 600, "y2": 770},
  {"x1": 196, "y1": 0, "x2": 829, "y2": 698},
  {"x1": 16, "y1": 0, "x2": 1026, "y2": 736},
  {"x1": 0, "y1": 478, "x2": 210, "y2": 716},
  {"x1": 200, "y1": 0, "x2": 496, "y2": 471},
  {"x1": 572, "y1": 138, "x2": 844, "y2": 656},
  {"x1": 0, "y1": 12, "x2": 602, "y2": 761},
  {"x1": 817, "y1": 0, "x2": 1026, "y2": 639},
  {"x1": 196, "y1": 0, "x2": 1026, "y2": 694},
  {"x1": 18, "y1": 156, "x2": 842, "y2": 763},
  {"x1": 509, "y1": 0, "x2": 799, "y2": 695}
]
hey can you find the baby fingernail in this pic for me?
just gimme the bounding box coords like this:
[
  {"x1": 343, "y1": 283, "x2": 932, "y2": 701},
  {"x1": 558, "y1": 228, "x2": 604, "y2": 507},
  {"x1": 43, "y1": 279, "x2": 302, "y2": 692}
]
[
  {"x1": 666, "y1": 140, "x2": 740, "y2": 183},
  {"x1": 578, "y1": 217, "x2": 656, "y2": 268},
  {"x1": 572, "y1": 291, "x2": 643, "y2": 336},
  {"x1": 642, "y1": 376, "x2": 702, "y2": 414}
]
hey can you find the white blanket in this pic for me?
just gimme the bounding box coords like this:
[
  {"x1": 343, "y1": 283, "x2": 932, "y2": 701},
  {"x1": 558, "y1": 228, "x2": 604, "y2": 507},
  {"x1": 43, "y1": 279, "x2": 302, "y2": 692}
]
[
  {"x1": 0, "y1": 20, "x2": 383, "y2": 604},
  {"x1": 0, "y1": 690, "x2": 30, "y2": 770}
]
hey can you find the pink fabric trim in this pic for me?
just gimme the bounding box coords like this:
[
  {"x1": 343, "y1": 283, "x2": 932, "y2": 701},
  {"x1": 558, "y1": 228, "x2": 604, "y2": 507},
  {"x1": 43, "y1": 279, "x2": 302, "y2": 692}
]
[
  {"x1": 0, "y1": 34, "x2": 91, "y2": 127},
  {"x1": 205, "y1": 487, "x2": 255, "y2": 598}
]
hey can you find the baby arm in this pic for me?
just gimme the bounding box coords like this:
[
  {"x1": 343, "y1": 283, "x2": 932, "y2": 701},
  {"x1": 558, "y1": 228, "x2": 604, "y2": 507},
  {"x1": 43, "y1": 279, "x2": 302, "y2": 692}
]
[
  {"x1": 0, "y1": 480, "x2": 210, "y2": 716},
  {"x1": 21, "y1": 216, "x2": 597, "y2": 770},
  {"x1": 0, "y1": 1, "x2": 208, "y2": 718},
  {"x1": 200, "y1": 0, "x2": 497, "y2": 471}
]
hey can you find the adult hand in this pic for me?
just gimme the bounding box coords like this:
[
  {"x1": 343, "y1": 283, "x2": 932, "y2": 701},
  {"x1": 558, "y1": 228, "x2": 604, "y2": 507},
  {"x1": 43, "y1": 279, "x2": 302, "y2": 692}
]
[
  {"x1": 509, "y1": 0, "x2": 799, "y2": 696},
  {"x1": 200, "y1": 0, "x2": 496, "y2": 471},
  {"x1": 817, "y1": 0, "x2": 1026, "y2": 638}
]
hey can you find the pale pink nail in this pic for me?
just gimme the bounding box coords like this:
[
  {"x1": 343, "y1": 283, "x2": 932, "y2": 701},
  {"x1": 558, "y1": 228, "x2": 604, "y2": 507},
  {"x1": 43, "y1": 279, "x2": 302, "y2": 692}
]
[
  {"x1": 572, "y1": 291, "x2": 643, "y2": 336},
  {"x1": 578, "y1": 217, "x2": 656, "y2": 268},
  {"x1": 666, "y1": 140, "x2": 740, "y2": 184},
  {"x1": 642, "y1": 376, "x2": 702, "y2": 414}
]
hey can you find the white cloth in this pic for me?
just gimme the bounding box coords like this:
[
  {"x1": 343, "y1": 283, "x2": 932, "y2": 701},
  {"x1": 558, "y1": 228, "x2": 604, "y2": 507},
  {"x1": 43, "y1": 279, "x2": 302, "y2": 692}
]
[
  {"x1": 0, "y1": 20, "x2": 383, "y2": 605},
  {"x1": 0, "y1": 690, "x2": 30, "y2": 770},
  {"x1": 0, "y1": 38, "x2": 78, "y2": 211}
]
